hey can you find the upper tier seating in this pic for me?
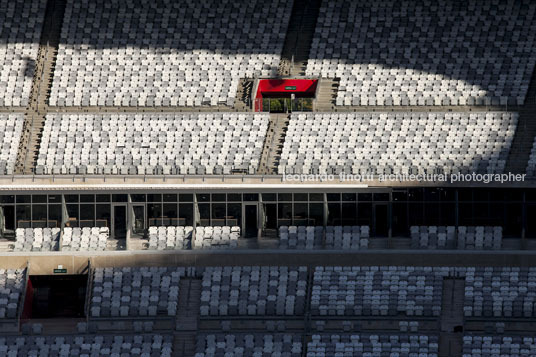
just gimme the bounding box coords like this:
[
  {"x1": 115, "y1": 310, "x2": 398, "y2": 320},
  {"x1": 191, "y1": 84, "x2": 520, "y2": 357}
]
[
  {"x1": 14, "y1": 228, "x2": 60, "y2": 252},
  {"x1": 311, "y1": 266, "x2": 450, "y2": 316},
  {"x1": 464, "y1": 267, "x2": 536, "y2": 318},
  {"x1": 0, "y1": 269, "x2": 25, "y2": 319},
  {"x1": 90, "y1": 267, "x2": 186, "y2": 318},
  {"x1": 527, "y1": 138, "x2": 536, "y2": 177},
  {"x1": 280, "y1": 112, "x2": 516, "y2": 175},
  {"x1": 457, "y1": 226, "x2": 502, "y2": 250},
  {"x1": 0, "y1": 0, "x2": 46, "y2": 107},
  {"x1": 306, "y1": 0, "x2": 536, "y2": 106},
  {"x1": 0, "y1": 334, "x2": 173, "y2": 356},
  {"x1": 325, "y1": 226, "x2": 369, "y2": 250},
  {"x1": 410, "y1": 226, "x2": 456, "y2": 249},
  {"x1": 0, "y1": 114, "x2": 24, "y2": 175},
  {"x1": 193, "y1": 226, "x2": 240, "y2": 249},
  {"x1": 463, "y1": 336, "x2": 536, "y2": 357},
  {"x1": 62, "y1": 227, "x2": 109, "y2": 251},
  {"x1": 200, "y1": 266, "x2": 308, "y2": 316},
  {"x1": 147, "y1": 226, "x2": 193, "y2": 250},
  {"x1": 307, "y1": 334, "x2": 439, "y2": 357},
  {"x1": 411, "y1": 226, "x2": 502, "y2": 250},
  {"x1": 50, "y1": 0, "x2": 292, "y2": 107},
  {"x1": 279, "y1": 226, "x2": 323, "y2": 250},
  {"x1": 195, "y1": 334, "x2": 302, "y2": 357},
  {"x1": 37, "y1": 113, "x2": 268, "y2": 175}
]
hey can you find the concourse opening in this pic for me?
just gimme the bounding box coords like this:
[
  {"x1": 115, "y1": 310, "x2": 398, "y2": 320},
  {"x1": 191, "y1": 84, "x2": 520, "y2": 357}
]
[
  {"x1": 113, "y1": 204, "x2": 127, "y2": 239},
  {"x1": 244, "y1": 203, "x2": 258, "y2": 238},
  {"x1": 25, "y1": 275, "x2": 88, "y2": 319},
  {"x1": 255, "y1": 79, "x2": 318, "y2": 113}
]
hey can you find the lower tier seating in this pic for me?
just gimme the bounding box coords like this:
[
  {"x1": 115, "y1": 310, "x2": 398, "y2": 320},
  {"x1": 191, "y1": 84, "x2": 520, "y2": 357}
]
[
  {"x1": 90, "y1": 267, "x2": 186, "y2": 318},
  {"x1": 307, "y1": 334, "x2": 439, "y2": 357},
  {"x1": 0, "y1": 269, "x2": 25, "y2": 319},
  {"x1": 200, "y1": 266, "x2": 308, "y2": 316},
  {"x1": 464, "y1": 267, "x2": 536, "y2": 317},
  {"x1": 311, "y1": 266, "x2": 450, "y2": 316},
  {"x1": 195, "y1": 334, "x2": 302, "y2": 357},
  {"x1": 463, "y1": 335, "x2": 536, "y2": 357},
  {"x1": 0, "y1": 334, "x2": 173, "y2": 356}
]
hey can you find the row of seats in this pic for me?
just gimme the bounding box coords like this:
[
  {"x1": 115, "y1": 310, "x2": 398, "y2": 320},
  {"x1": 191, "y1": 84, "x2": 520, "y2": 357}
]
[
  {"x1": 279, "y1": 226, "x2": 370, "y2": 250},
  {"x1": 147, "y1": 226, "x2": 192, "y2": 250},
  {"x1": 195, "y1": 334, "x2": 302, "y2": 357},
  {"x1": 36, "y1": 113, "x2": 268, "y2": 175},
  {"x1": 311, "y1": 266, "x2": 450, "y2": 316},
  {"x1": 0, "y1": 334, "x2": 173, "y2": 357},
  {"x1": 14, "y1": 228, "x2": 60, "y2": 252},
  {"x1": 325, "y1": 226, "x2": 370, "y2": 250},
  {"x1": 0, "y1": 114, "x2": 24, "y2": 175},
  {"x1": 0, "y1": 0, "x2": 45, "y2": 107},
  {"x1": 0, "y1": 269, "x2": 25, "y2": 319},
  {"x1": 527, "y1": 137, "x2": 536, "y2": 177},
  {"x1": 50, "y1": 0, "x2": 292, "y2": 107},
  {"x1": 307, "y1": 334, "x2": 439, "y2": 356},
  {"x1": 280, "y1": 112, "x2": 516, "y2": 175},
  {"x1": 90, "y1": 267, "x2": 186, "y2": 318},
  {"x1": 62, "y1": 227, "x2": 109, "y2": 251},
  {"x1": 193, "y1": 226, "x2": 240, "y2": 249},
  {"x1": 411, "y1": 226, "x2": 456, "y2": 249},
  {"x1": 307, "y1": 0, "x2": 536, "y2": 106},
  {"x1": 279, "y1": 226, "x2": 323, "y2": 249},
  {"x1": 200, "y1": 266, "x2": 307, "y2": 316},
  {"x1": 463, "y1": 336, "x2": 536, "y2": 357},
  {"x1": 458, "y1": 226, "x2": 502, "y2": 250},
  {"x1": 464, "y1": 267, "x2": 536, "y2": 318},
  {"x1": 411, "y1": 226, "x2": 502, "y2": 250}
]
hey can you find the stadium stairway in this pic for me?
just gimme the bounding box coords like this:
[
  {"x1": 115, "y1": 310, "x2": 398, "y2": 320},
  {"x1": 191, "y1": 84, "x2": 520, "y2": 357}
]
[
  {"x1": 233, "y1": 79, "x2": 254, "y2": 111},
  {"x1": 505, "y1": 67, "x2": 536, "y2": 174},
  {"x1": 15, "y1": 0, "x2": 66, "y2": 174},
  {"x1": 315, "y1": 78, "x2": 340, "y2": 111},
  {"x1": 440, "y1": 278, "x2": 465, "y2": 333},
  {"x1": 174, "y1": 278, "x2": 202, "y2": 357},
  {"x1": 278, "y1": 0, "x2": 322, "y2": 77},
  {"x1": 257, "y1": 113, "x2": 290, "y2": 174},
  {"x1": 438, "y1": 278, "x2": 465, "y2": 357}
]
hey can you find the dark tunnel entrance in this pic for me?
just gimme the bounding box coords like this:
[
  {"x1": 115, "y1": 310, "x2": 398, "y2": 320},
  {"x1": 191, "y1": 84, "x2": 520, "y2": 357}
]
[{"x1": 27, "y1": 275, "x2": 88, "y2": 318}]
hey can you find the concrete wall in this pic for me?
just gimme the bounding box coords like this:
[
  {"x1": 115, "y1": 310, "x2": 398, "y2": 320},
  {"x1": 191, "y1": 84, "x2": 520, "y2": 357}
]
[{"x1": 1, "y1": 250, "x2": 536, "y2": 274}]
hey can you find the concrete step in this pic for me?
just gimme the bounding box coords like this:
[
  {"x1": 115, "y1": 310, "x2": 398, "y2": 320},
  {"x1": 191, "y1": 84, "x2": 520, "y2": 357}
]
[
  {"x1": 176, "y1": 279, "x2": 202, "y2": 331},
  {"x1": 498, "y1": 59, "x2": 536, "y2": 173},
  {"x1": 314, "y1": 78, "x2": 340, "y2": 111},
  {"x1": 15, "y1": 0, "x2": 66, "y2": 174},
  {"x1": 232, "y1": 79, "x2": 253, "y2": 111},
  {"x1": 278, "y1": 0, "x2": 322, "y2": 76},
  {"x1": 173, "y1": 332, "x2": 196, "y2": 357},
  {"x1": 257, "y1": 114, "x2": 290, "y2": 174}
]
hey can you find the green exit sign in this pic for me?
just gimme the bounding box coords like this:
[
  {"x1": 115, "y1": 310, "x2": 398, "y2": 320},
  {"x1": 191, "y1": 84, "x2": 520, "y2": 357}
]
[
  {"x1": 285, "y1": 86, "x2": 296, "y2": 90},
  {"x1": 53, "y1": 268, "x2": 67, "y2": 274}
]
